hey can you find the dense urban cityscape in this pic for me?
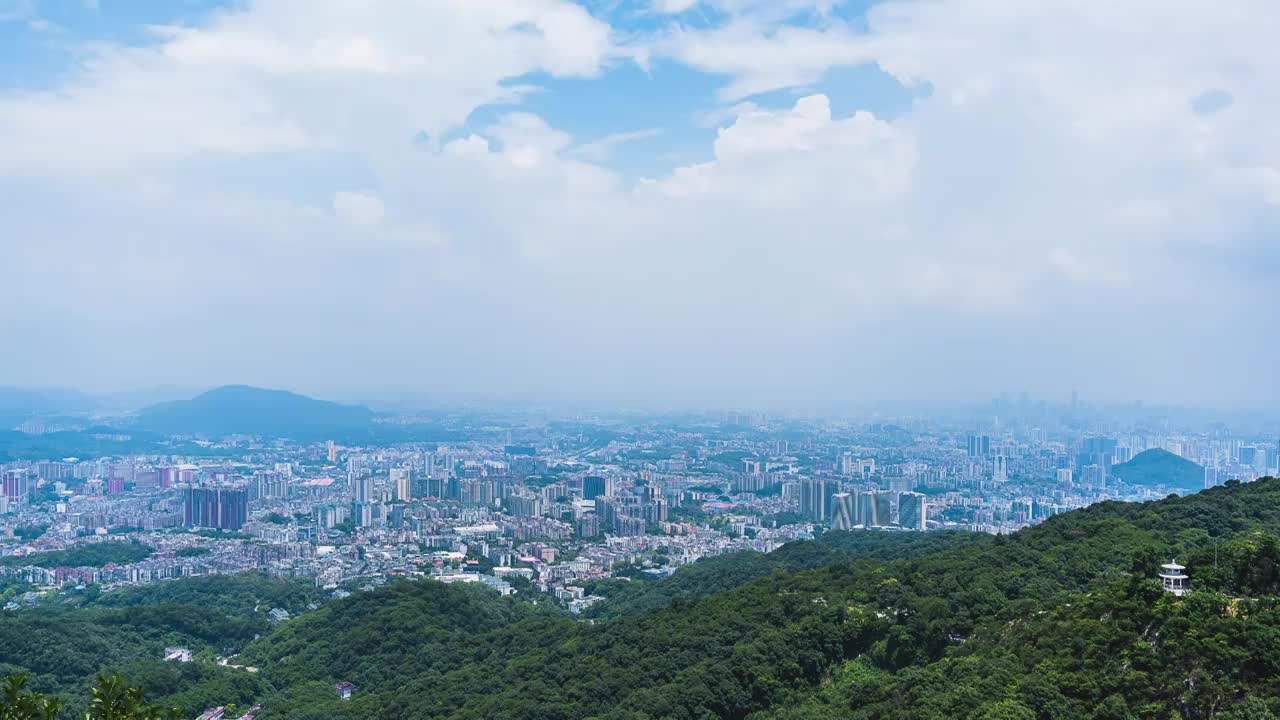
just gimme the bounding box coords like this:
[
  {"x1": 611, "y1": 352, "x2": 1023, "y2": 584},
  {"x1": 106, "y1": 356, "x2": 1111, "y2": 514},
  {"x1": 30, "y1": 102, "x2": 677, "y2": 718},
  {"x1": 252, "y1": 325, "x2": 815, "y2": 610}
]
[
  {"x1": 4, "y1": 388, "x2": 1276, "y2": 619},
  {"x1": 3, "y1": 0, "x2": 1279, "y2": 715}
]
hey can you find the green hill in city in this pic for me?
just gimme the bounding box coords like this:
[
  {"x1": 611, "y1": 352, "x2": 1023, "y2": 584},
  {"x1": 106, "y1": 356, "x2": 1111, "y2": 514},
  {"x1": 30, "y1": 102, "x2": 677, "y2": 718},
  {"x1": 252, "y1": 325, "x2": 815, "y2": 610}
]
[
  {"x1": 134, "y1": 385, "x2": 376, "y2": 439},
  {"x1": 1111, "y1": 447, "x2": 1205, "y2": 491}
]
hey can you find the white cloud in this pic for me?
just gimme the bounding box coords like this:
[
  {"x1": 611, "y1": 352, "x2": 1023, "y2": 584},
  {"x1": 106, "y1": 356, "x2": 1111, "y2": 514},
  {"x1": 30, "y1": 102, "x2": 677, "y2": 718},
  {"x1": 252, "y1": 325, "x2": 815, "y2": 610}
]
[
  {"x1": 572, "y1": 128, "x2": 662, "y2": 162},
  {"x1": 651, "y1": 0, "x2": 698, "y2": 13},
  {"x1": 0, "y1": 0, "x2": 613, "y2": 178},
  {"x1": 333, "y1": 191, "x2": 386, "y2": 227},
  {"x1": 1, "y1": 0, "x2": 1278, "y2": 407},
  {"x1": 644, "y1": 94, "x2": 914, "y2": 209},
  {"x1": 657, "y1": 21, "x2": 874, "y2": 100}
]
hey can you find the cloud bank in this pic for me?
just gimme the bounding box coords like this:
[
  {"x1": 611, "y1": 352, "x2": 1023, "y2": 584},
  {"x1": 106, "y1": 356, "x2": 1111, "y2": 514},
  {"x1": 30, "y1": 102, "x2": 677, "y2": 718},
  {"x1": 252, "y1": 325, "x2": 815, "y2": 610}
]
[{"x1": 1, "y1": 0, "x2": 1277, "y2": 410}]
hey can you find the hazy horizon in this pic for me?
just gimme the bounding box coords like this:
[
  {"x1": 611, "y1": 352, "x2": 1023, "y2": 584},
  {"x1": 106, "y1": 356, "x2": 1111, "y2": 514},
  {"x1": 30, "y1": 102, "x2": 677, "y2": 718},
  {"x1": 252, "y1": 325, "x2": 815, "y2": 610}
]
[
  {"x1": 6, "y1": 382, "x2": 1280, "y2": 423},
  {"x1": 3, "y1": 1, "x2": 1278, "y2": 411}
]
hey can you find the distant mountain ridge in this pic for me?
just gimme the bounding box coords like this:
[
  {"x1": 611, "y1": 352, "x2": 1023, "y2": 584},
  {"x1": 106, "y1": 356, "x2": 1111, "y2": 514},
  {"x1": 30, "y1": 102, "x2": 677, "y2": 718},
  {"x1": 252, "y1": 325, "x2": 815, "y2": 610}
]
[
  {"x1": 1111, "y1": 447, "x2": 1204, "y2": 490},
  {"x1": 134, "y1": 385, "x2": 376, "y2": 438},
  {"x1": 0, "y1": 386, "x2": 99, "y2": 429}
]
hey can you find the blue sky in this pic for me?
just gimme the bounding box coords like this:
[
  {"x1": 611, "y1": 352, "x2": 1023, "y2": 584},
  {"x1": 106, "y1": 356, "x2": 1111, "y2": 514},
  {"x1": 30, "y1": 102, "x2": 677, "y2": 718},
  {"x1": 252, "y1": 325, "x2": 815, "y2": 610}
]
[
  {"x1": 0, "y1": 0, "x2": 1277, "y2": 409},
  {"x1": 1, "y1": 0, "x2": 919, "y2": 179}
]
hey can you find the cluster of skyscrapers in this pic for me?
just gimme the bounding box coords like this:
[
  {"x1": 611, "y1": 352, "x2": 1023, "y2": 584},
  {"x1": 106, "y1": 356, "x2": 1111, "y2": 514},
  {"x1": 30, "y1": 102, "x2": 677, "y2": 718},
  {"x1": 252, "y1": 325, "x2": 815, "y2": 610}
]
[
  {"x1": 800, "y1": 477, "x2": 928, "y2": 531},
  {"x1": 181, "y1": 487, "x2": 248, "y2": 531}
]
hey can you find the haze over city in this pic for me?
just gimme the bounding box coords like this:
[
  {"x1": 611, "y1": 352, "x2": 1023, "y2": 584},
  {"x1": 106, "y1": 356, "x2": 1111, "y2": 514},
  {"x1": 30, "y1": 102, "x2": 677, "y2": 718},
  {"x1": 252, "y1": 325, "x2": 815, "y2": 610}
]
[
  {"x1": 6, "y1": 3, "x2": 1280, "y2": 720},
  {"x1": 2, "y1": 0, "x2": 1278, "y2": 409}
]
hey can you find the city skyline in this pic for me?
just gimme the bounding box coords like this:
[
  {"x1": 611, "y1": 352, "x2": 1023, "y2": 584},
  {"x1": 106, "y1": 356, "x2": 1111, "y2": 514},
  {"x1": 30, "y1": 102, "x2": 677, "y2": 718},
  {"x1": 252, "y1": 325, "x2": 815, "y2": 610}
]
[
  {"x1": 5, "y1": 2, "x2": 1280, "y2": 719},
  {"x1": 4, "y1": 380, "x2": 1280, "y2": 424}
]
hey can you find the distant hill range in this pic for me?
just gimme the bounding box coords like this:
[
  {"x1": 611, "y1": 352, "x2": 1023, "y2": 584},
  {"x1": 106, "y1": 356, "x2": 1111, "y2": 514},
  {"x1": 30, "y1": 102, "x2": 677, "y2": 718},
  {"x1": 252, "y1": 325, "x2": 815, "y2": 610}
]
[
  {"x1": 1110, "y1": 448, "x2": 1204, "y2": 491},
  {"x1": 0, "y1": 386, "x2": 99, "y2": 429},
  {"x1": 134, "y1": 385, "x2": 376, "y2": 438}
]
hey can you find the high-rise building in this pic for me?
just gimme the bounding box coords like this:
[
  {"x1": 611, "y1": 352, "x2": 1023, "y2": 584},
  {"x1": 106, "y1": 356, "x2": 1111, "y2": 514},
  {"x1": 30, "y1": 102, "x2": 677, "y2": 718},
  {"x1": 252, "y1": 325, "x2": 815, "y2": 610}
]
[
  {"x1": 735, "y1": 472, "x2": 767, "y2": 493},
  {"x1": 1082, "y1": 437, "x2": 1118, "y2": 468},
  {"x1": 1056, "y1": 469, "x2": 1073, "y2": 486},
  {"x1": 183, "y1": 487, "x2": 248, "y2": 531},
  {"x1": 391, "y1": 468, "x2": 412, "y2": 502},
  {"x1": 831, "y1": 492, "x2": 854, "y2": 530},
  {"x1": 644, "y1": 497, "x2": 669, "y2": 525},
  {"x1": 506, "y1": 493, "x2": 543, "y2": 517},
  {"x1": 327, "y1": 441, "x2": 337, "y2": 464},
  {"x1": 576, "y1": 514, "x2": 600, "y2": 539},
  {"x1": 1081, "y1": 464, "x2": 1105, "y2": 490},
  {"x1": 800, "y1": 478, "x2": 829, "y2": 522},
  {"x1": 354, "y1": 475, "x2": 375, "y2": 503},
  {"x1": 351, "y1": 501, "x2": 376, "y2": 528},
  {"x1": 256, "y1": 471, "x2": 288, "y2": 500},
  {"x1": 899, "y1": 492, "x2": 927, "y2": 531},
  {"x1": 854, "y1": 490, "x2": 894, "y2": 527},
  {"x1": 2, "y1": 471, "x2": 29, "y2": 507},
  {"x1": 855, "y1": 491, "x2": 877, "y2": 527},
  {"x1": 583, "y1": 476, "x2": 613, "y2": 500},
  {"x1": 993, "y1": 454, "x2": 1008, "y2": 482},
  {"x1": 967, "y1": 435, "x2": 991, "y2": 458},
  {"x1": 875, "y1": 491, "x2": 894, "y2": 527}
]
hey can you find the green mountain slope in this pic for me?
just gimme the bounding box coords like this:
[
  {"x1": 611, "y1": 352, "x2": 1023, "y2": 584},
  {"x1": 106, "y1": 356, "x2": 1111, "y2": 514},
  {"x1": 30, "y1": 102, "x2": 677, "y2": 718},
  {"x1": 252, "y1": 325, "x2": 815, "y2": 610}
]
[
  {"x1": 6, "y1": 480, "x2": 1280, "y2": 719},
  {"x1": 0, "y1": 575, "x2": 322, "y2": 716},
  {"x1": 582, "y1": 529, "x2": 984, "y2": 619},
  {"x1": 218, "y1": 478, "x2": 1280, "y2": 720},
  {"x1": 134, "y1": 385, "x2": 375, "y2": 438},
  {"x1": 1112, "y1": 448, "x2": 1205, "y2": 491}
]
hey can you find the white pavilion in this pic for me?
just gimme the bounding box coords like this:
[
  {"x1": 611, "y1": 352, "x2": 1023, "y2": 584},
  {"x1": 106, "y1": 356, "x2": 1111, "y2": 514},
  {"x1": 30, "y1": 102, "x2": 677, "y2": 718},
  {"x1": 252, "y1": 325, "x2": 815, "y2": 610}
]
[{"x1": 1159, "y1": 561, "x2": 1189, "y2": 596}]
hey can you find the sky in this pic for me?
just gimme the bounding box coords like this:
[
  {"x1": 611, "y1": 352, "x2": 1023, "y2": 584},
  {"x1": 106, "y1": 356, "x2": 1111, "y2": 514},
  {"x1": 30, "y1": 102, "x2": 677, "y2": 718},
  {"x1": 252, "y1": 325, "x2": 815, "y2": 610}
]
[{"x1": 1, "y1": 0, "x2": 1278, "y2": 411}]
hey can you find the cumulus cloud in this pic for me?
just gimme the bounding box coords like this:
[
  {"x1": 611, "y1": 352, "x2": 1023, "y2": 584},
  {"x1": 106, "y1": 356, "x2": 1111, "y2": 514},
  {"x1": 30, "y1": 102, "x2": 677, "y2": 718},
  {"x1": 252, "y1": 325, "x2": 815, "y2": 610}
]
[
  {"x1": 0, "y1": 0, "x2": 613, "y2": 177},
  {"x1": 0, "y1": 0, "x2": 1277, "y2": 409},
  {"x1": 657, "y1": 21, "x2": 874, "y2": 100}
]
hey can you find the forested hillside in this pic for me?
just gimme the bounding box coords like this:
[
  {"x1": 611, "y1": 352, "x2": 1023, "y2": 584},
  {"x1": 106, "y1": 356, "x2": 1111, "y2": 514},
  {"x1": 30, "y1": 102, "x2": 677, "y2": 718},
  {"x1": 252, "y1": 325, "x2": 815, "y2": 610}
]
[
  {"x1": 239, "y1": 479, "x2": 1280, "y2": 719},
  {"x1": 0, "y1": 575, "x2": 324, "y2": 716},
  {"x1": 5, "y1": 480, "x2": 1280, "y2": 719},
  {"x1": 1112, "y1": 448, "x2": 1206, "y2": 491}
]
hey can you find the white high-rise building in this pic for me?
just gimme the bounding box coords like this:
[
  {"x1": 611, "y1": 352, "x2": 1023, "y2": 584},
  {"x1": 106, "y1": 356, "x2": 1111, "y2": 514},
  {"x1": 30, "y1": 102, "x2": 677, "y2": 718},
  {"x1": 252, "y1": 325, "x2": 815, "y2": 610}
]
[{"x1": 391, "y1": 468, "x2": 412, "y2": 502}]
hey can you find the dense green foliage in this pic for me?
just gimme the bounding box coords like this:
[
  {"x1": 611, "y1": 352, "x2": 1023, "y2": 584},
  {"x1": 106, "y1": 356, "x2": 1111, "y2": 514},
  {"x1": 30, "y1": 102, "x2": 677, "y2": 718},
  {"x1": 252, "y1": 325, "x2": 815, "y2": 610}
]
[
  {"x1": 1112, "y1": 449, "x2": 1205, "y2": 491},
  {"x1": 0, "y1": 673, "x2": 180, "y2": 720},
  {"x1": 0, "y1": 543, "x2": 152, "y2": 570},
  {"x1": 174, "y1": 548, "x2": 210, "y2": 559},
  {"x1": 582, "y1": 530, "x2": 983, "y2": 619},
  {"x1": 8, "y1": 480, "x2": 1280, "y2": 719},
  {"x1": 0, "y1": 575, "x2": 322, "y2": 716},
  {"x1": 11, "y1": 527, "x2": 48, "y2": 543},
  {"x1": 227, "y1": 479, "x2": 1280, "y2": 719}
]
